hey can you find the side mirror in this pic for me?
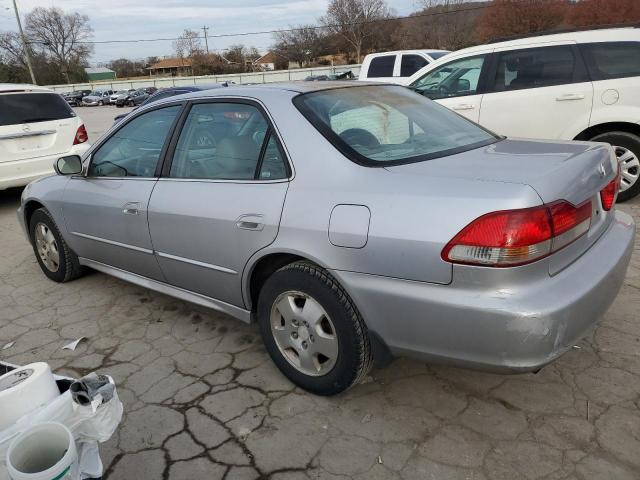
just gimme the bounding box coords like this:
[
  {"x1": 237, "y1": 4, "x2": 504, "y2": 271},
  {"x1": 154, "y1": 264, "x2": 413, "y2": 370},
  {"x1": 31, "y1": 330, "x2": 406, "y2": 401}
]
[{"x1": 54, "y1": 155, "x2": 83, "y2": 175}]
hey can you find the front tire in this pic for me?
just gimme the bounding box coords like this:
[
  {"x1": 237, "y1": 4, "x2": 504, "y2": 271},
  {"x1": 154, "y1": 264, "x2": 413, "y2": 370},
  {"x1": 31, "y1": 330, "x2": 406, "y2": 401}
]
[
  {"x1": 29, "y1": 208, "x2": 83, "y2": 283},
  {"x1": 257, "y1": 261, "x2": 373, "y2": 395},
  {"x1": 98, "y1": 100, "x2": 103, "y2": 106},
  {"x1": 590, "y1": 131, "x2": 640, "y2": 202}
]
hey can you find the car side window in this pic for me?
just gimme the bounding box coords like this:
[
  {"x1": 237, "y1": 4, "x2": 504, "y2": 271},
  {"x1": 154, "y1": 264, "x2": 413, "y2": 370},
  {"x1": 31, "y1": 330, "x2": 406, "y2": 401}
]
[
  {"x1": 412, "y1": 55, "x2": 486, "y2": 100},
  {"x1": 368, "y1": 55, "x2": 395, "y2": 78},
  {"x1": 170, "y1": 102, "x2": 287, "y2": 181},
  {"x1": 580, "y1": 42, "x2": 640, "y2": 80},
  {"x1": 400, "y1": 54, "x2": 428, "y2": 77},
  {"x1": 88, "y1": 105, "x2": 181, "y2": 178},
  {"x1": 492, "y1": 46, "x2": 575, "y2": 92}
]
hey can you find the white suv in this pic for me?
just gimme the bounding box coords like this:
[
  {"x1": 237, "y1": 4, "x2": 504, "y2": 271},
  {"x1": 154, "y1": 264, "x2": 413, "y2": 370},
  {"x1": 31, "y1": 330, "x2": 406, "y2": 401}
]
[
  {"x1": 358, "y1": 49, "x2": 450, "y2": 85},
  {"x1": 0, "y1": 84, "x2": 90, "y2": 191},
  {"x1": 407, "y1": 27, "x2": 640, "y2": 201}
]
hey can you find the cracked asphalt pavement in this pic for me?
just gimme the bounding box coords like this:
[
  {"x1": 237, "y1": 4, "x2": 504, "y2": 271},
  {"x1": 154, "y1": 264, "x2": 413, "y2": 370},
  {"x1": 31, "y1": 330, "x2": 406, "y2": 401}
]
[{"x1": 1, "y1": 106, "x2": 639, "y2": 479}]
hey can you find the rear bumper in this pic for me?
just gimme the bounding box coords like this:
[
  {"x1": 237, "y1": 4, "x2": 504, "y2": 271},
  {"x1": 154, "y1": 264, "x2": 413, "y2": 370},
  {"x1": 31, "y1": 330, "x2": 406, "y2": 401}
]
[
  {"x1": 0, "y1": 144, "x2": 90, "y2": 191},
  {"x1": 332, "y1": 210, "x2": 635, "y2": 372}
]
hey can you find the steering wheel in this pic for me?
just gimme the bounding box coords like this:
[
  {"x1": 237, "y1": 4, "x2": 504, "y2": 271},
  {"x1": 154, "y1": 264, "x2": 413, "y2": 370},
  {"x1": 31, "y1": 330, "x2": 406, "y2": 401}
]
[
  {"x1": 438, "y1": 85, "x2": 450, "y2": 96},
  {"x1": 339, "y1": 128, "x2": 380, "y2": 148}
]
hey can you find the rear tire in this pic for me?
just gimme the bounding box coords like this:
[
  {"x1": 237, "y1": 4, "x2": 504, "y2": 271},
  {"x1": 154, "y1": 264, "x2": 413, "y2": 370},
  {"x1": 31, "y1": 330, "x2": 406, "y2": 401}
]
[
  {"x1": 257, "y1": 261, "x2": 373, "y2": 396},
  {"x1": 29, "y1": 208, "x2": 84, "y2": 283},
  {"x1": 589, "y1": 131, "x2": 640, "y2": 202},
  {"x1": 98, "y1": 100, "x2": 103, "y2": 106}
]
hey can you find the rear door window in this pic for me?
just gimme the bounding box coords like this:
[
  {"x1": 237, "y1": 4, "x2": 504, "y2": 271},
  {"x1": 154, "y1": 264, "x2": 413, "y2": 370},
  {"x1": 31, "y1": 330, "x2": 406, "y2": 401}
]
[
  {"x1": 0, "y1": 93, "x2": 74, "y2": 126},
  {"x1": 400, "y1": 55, "x2": 429, "y2": 77},
  {"x1": 170, "y1": 102, "x2": 288, "y2": 181},
  {"x1": 580, "y1": 42, "x2": 640, "y2": 80},
  {"x1": 367, "y1": 55, "x2": 396, "y2": 78},
  {"x1": 492, "y1": 46, "x2": 576, "y2": 92}
]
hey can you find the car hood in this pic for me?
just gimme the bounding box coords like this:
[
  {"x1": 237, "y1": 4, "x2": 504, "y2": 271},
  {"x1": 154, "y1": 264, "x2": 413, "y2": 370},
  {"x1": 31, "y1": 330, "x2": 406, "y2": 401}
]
[{"x1": 384, "y1": 138, "x2": 616, "y2": 206}]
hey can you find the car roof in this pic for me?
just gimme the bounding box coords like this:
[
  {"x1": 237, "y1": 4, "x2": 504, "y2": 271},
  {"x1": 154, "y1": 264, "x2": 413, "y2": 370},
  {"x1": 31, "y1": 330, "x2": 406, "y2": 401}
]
[
  {"x1": 0, "y1": 84, "x2": 54, "y2": 93},
  {"x1": 176, "y1": 81, "x2": 378, "y2": 99},
  {"x1": 365, "y1": 49, "x2": 450, "y2": 58},
  {"x1": 450, "y1": 26, "x2": 639, "y2": 56}
]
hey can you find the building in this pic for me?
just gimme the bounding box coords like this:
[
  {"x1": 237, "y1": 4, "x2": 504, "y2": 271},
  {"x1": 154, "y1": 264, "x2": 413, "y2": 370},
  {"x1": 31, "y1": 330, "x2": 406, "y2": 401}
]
[
  {"x1": 85, "y1": 67, "x2": 116, "y2": 81},
  {"x1": 254, "y1": 52, "x2": 278, "y2": 71},
  {"x1": 147, "y1": 58, "x2": 193, "y2": 77}
]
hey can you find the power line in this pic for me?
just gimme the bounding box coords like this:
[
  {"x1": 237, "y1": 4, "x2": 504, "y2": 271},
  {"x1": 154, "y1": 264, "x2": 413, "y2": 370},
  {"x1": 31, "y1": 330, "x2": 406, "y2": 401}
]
[{"x1": 24, "y1": 0, "x2": 529, "y2": 46}]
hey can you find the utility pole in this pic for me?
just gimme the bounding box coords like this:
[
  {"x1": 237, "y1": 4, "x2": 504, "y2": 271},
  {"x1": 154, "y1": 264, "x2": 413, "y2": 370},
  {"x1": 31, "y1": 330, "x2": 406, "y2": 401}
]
[
  {"x1": 11, "y1": 0, "x2": 37, "y2": 84},
  {"x1": 202, "y1": 25, "x2": 209, "y2": 54}
]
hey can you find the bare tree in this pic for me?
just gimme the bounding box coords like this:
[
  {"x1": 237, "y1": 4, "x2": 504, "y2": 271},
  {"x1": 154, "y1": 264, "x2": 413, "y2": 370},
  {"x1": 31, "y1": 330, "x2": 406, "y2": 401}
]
[
  {"x1": 173, "y1": 29, "x2": 203, "y2": 59},
  {"x1": 0, "y1": 32, "x2": 27, "y2": 68},
  {"x1": 25, "y1": 7, "x2": 93, "y2": 83},
  {"x1": 321, "y1": 0, "x2": 390, "y2": 63},
  {"x1": 273, "y1": 25, "x2": 323, "y2": 68},
  {"x1": 410, "y1": 0, "x2": 483, "y2": 50}
]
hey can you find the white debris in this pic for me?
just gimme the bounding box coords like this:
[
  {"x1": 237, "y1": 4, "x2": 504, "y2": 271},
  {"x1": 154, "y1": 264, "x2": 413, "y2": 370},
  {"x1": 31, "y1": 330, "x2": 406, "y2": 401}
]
[
  {"x1": 62, "y1": 337, "x2": 86, "y2": 351},
  {"x1": 361, "y1": 413, "x2": 372, "y2": 424},
  {"x1": 1, "y1": 342, "x2": 14, "y2": 350}
]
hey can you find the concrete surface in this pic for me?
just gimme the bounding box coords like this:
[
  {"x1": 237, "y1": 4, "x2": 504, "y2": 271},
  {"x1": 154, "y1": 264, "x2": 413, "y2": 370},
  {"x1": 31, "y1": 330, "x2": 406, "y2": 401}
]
[
  {"x1": 1, "y1": 106, "x2": 639, "y2": 479},
  {"x1": 75, "y1": 104, "x2": 134, "y2": 142}
]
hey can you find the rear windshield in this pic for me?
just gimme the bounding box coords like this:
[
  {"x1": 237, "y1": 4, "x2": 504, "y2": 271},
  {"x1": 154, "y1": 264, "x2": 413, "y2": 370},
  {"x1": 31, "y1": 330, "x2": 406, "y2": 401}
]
[
  {"x1": 0, "y1": 93, "x2": 75, "y2": 127},
  {"x1": 294, "y1": 85, "x2": 498, "y2": 166}
]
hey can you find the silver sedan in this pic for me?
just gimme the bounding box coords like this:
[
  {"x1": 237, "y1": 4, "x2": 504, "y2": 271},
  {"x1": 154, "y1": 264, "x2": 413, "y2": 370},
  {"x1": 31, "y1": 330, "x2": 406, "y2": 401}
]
[{"x1": 18, "y1": 82, "x2": 635, "y2": 395}]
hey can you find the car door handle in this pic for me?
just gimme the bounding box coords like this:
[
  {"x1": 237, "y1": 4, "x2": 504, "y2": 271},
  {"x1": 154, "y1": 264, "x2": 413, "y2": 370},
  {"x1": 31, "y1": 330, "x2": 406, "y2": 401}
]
[
  {"x1": 122, "y1": 202, "x2": 142, "y2": 215},
  {"x1": 236, "y1": 214, "x2": 264, "y2": 231},
  {"x1": 556, "y1": 94, "x2": 585, "y2": 101},
  {"x1": 452, "y1": 104, "x2": 475, "y2": 111}
]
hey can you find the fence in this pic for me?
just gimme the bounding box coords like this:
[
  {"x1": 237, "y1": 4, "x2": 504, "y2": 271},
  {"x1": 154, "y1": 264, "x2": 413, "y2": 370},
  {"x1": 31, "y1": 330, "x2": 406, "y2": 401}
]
[{"x1": 45, "y1": 65, "x2": 362, "y2": 92}]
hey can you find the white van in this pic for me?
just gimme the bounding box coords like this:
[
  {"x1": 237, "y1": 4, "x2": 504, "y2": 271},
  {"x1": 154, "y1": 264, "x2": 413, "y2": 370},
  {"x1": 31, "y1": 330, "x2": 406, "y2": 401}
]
[
  {"x1": 0, "y1": 84, "x2": 90, "y2": 190},
  {"x1": 358, "y1": 49, "x2": 450, "y2": 85},
  {"x1": 407, "y1": 27, "x2": 640, "y2": 200}
]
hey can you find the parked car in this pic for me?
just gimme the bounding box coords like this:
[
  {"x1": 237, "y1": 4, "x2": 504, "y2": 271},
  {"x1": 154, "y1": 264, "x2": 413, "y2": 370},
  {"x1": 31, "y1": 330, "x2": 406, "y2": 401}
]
[
  {"x1": 113, "y1": 84, "x2": 230, "y2": 123},
  {"x1": 82, "y1": 90, "x2": 114, "y2": 106},
  {"x1": 115, "y1": 88, "x2": 149, "y2": 107},
  {"x1": 0, "y1": 84, "x2": 89, "y2": 191},
  {"x1": 358, "y1": 49, "x2": 450, "y2": 84},
  {"x1": 110, "y1": 90, "x2": 134, "y2": 104},
  {"x1": 18, "y1": 82, "x2": 634, "y2": 395},
  {"x1": 407, "y1": 26, "x2": 640, "y2": 201},
  {"x1": 64, "y1": 90, "x2": 92, "y2": 107}
]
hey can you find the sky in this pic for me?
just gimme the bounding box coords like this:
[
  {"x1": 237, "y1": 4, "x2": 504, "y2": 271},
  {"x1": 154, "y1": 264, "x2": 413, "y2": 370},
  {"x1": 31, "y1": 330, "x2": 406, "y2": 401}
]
[{"x1": 0, "y1": 0, "x2": 421, "y2": 64}]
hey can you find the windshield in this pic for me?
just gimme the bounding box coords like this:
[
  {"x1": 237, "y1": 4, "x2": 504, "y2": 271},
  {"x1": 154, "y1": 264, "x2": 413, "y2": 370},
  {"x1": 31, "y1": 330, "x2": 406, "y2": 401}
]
[
  {"x1": 90, "y1": 91, "x2": 101, "y2": 96},
  {"x1": 294, "y1": 85, "x2": 498, "y2": 166}
]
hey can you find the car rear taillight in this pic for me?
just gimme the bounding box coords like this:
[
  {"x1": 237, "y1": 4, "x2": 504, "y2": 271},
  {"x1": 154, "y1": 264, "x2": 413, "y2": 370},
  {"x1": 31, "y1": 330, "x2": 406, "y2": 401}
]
[
  {"x1": 442, "y1": 200, "x2": 592, "y2": 267},
  {"x1": 73, "y1": 124, "x2": 88, "y2": 145},
  {"x1": 600, "y1": 173, "x2": 620, "y2": 211}
]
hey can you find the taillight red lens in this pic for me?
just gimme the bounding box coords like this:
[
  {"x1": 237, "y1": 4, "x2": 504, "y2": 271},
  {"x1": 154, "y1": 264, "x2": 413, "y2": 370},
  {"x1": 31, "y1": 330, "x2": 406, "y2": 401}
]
[
  {"x1": 442, "y1": 200, "x2": 592, "y2": 267},
  {"x1": 600, "y1": 174, "x2": 619, "y2": 211},
  {"x1": 73, "y1": 124, "x2": 88, "y2": 145}
]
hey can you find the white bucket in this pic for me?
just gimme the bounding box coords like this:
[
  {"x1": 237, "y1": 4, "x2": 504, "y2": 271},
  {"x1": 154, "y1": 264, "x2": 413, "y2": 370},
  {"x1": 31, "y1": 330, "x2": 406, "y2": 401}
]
[{"x1": 6, "y1": 422, "x2": 77, "y2": 480}]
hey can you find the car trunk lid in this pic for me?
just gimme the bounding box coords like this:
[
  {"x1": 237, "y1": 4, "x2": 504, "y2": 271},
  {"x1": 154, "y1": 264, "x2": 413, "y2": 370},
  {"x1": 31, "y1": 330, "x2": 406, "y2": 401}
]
[{"x1": 385, "y1": 138, "x2": 618, "y2": 274}]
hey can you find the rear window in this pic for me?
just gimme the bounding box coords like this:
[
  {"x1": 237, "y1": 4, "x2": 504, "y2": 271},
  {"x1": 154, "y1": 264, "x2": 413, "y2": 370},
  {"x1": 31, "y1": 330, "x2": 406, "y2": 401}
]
[
  {"x1": 294, "y1": 85, "x2": 498, "y2": 166},
  {"x1": 581, "y1": 42, "x2": 640, "y2": 80},
  {"x1": 0, "y1": 93, "x2": 75, "y2": 127},
  {"x1": 367, "y1": 56, "x2": 395, "y2": 78}
]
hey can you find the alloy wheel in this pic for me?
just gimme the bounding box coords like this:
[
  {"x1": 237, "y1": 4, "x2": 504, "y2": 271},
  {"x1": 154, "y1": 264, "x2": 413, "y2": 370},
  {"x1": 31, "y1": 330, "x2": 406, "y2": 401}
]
[
  {"x1": 615, "y1": 145, "x2": 640, "y2": 192},
  {"x1": 270, "y1": 291, "x2": 338, "y2": 376},
  {"x1": 34, "y1": 222, "x2": 60, "y2": 273}
]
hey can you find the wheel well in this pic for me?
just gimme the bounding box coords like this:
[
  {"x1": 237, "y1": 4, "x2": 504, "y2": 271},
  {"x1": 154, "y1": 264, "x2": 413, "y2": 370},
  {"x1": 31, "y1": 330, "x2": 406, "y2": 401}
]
[
  {"x1": 248, "y1": 253, "x2": 305, "y2": 310},
  {"x1": 23, "y1": 200, "x2": 45, "y2": 235},
  {"x1": 573, "y1": 122, "x2": 640, "y2": 141}
]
